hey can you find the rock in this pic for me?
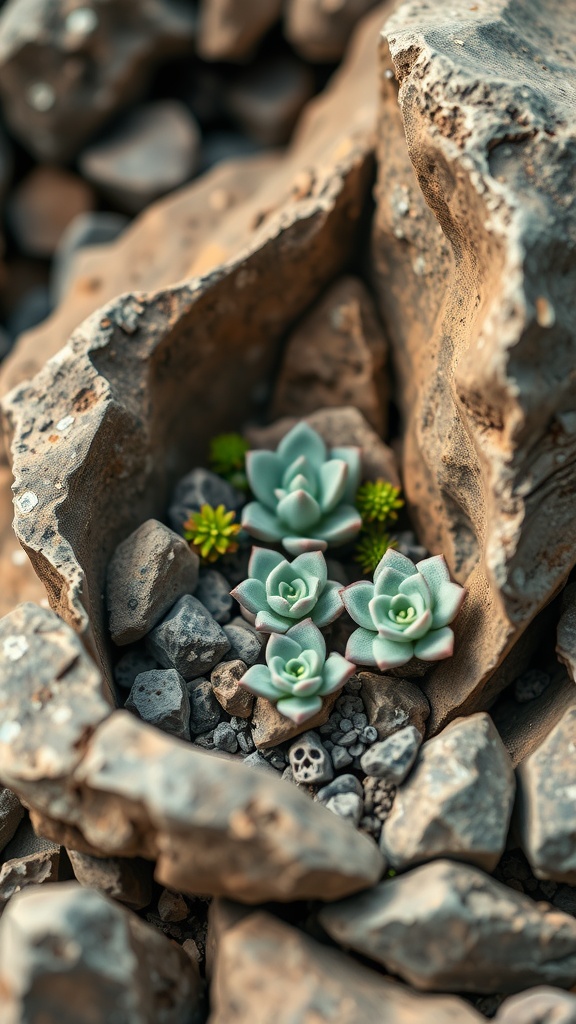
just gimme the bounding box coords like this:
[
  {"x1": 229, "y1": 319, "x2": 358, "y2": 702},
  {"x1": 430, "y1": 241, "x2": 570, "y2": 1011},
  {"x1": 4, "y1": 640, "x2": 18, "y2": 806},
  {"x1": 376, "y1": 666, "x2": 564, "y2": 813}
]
[
  {"x1": 317, "y1": 774, "x2": 363, "y2": 804},
  {"x1": 362, "y1": 776, "x2": 396, "y2": 824},
  {"x1": 146, "y1": 595, "x2": 230, "y2": 681},
  {"x1": 247, "y1": 405, "x2": 399, "y2": 489},
  {"x1": 67, "y1": 850, "x2": 152, "y2": 911},
  {"x1": 107, "y1": 518, "x2": 199, "y2": 646},
  {"x1": 288, "y1": 731, "x2": 333, "y2": 785},
  {"x1": 114, "y1": 647, "x2": 159, "y2": 691},
  {"x1": 0, "y1": 787, "x2": 24, "y2": 852},
  {"x1": 2, "y1": 817, "x2": 60, "y2": 861},
  {"x1": 213, "y1": 721, "x2": 238, "y2": 753},
  {"x1": 8, "y1": 166, "x2": 95, "y2": 258},
  {"x1": 359, "y1": 672, "x2": 430, "y2": 740},
  {"x1": 0, "y1": 0, "x2": 197, "y2": 161},
  {"x1": 557, "y1": 583, "x2": 576, "y2": 682},
  {"x1": 286, "y1": 0, "x2": 379, "y2": 61},
  {"x1": 80, "y1": 101, "x2": 201, "y2": 214},
  {"x1": 209, "y1": 906, "x2": 483, "y2": 1023},
  {"x1": 195, "y1": 568, "x2": 233, "y2": 624},
  {"x1": 242, "y1": 751, "x2": 279, "y2": 775},
  {"x1": 157, "y1": 888, "x2": 188, "y2": 923},
  {"x1": 211, "y1": 659, "x2": 254, "y2": 718},
  {"x1": 189, "y1": 678, "x2": 223, "y2": 735},
  {"x1": 514, "y1": 668, "x2": 551, "y2": 704},
  {"x1": 226, "y1": 54, "x2": 315, "y2": 146},
  {"x1": 51, "y1": 211, "x2": 129, "y2": 306},
  {"x1": 381, "y1": 713, "x2": 515, "y2": 871},
  {"x1": 251, "y1": 690, "x2": 339, "y2": 750},
  {"x1": 360, "y1": 725, "x2": 421, "y2": 783},
  {"x1": 373, "y1": 1, "x2": 576, "y2": 732},
  {"x1": 496, "y1": 987, "x2": 576, "y2": 1023},
  {"x1": 197, "y1": 0, "x2": 281, "y2": 60},
  {"x1": 320, "y1": 859, "x2": 576, "y2": 993},
  {"x1": 126, "y1": 669, "x2": 191, "y2": 741},
  {"x1": 518, "y1": 706, "x2": 576, "y2": 884},
  {"x1": 325, "y1": 792, "x2": 364, "y2": 827},
  {"x1": 493, "y1": 662, "x2": 576, "y2": 768},
  {"x1": 331, "y1": 744, "x2": 353, "y2": 769},
  {"x1": 271, "y1": 276, "x2": 389, "y2": 434},
  {"x1": 168, "y1": 468, "x2": 244, "y2": 535},
  {"x1": 0, "y1": 849, "x2": 60, "y2": 916},
  {"x1": 222, "y1": 621, "x2": 263, "y2": 665},
  {"x1": 0, "y1": 883, "x2": 202, "y2": 1021}
]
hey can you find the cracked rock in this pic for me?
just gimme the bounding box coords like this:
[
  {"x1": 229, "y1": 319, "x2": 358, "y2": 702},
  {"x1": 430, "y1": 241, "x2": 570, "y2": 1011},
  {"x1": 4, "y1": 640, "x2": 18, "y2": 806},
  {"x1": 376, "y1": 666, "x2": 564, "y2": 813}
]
[
  {"x1": 126, "y1": 669, "x2": 191, "y2": 741},
  {"x1": 0, "y1": 848, "x2": 60, "y2": 917},
  {"x1": 146, "y1": 595, "x2": 230, "y2": 681}
]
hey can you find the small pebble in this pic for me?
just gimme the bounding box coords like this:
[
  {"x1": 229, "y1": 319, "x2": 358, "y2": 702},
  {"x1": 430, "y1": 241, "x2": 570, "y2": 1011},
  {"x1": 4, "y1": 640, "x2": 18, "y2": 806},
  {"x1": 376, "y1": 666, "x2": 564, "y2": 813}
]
[
  {"x1": 360, "y1": 725, "x2": 422, "y2": 783},
  {"x1": 222, "y1": 622, "x2": 262, "y2": 665},
  {"x1": 331, "y1": 745, "x2": 353, "y2": 770},
  {"x1": 317, "y1": 774, "x2": 363, "y2": 803},
  {"x1": 158, "y1": 889, "x2": 188, "y2": 923},
  {"x1": 213, "y1": 721, "x2": 238, "y2": 753},
  {"x1": 188, "y1": 680, "x2": 222, "y2": 734},
  {"x1": 195, "y1": 569, "x2": 233, "y2": 624},
  {"x1": 325, "y1": 792, "x2": 363, "y2": 827}
]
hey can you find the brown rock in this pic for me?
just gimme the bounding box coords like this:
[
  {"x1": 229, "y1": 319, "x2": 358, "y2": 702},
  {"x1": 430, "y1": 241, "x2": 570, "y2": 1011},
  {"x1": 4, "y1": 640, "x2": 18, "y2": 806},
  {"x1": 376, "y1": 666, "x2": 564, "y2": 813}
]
[
  {"x1": 271, "y1": 276, "x2": 389, "y2": 434},
  {"x1": 157, "y1": 888, "x2": 188, "y2": 923},
  {"x1": 197, "y1": 0, "x2": 282, "y2": 60},
  {"x1": 286, "y1": 0, "x2": 379, "y2": 62},
  {"x1": 359, "y1": 671, "x2": 430, "y2": 740},
  {"x1": 67, "y1": 850, "x2": 153, "y2": 911},
  {"x1": 211, "y1": 659, "x2": 254, "y2": 718},
  {"x1": 9, "y1": 166, "x2": 94, "y2": 258},
  {"x1": 252, "y1": 690, "x2": 339, "y2": 749},
  {"x1": 372, "y1": 0, "x2": 576, "y2": 731},
  {"x1": 0, "y1": 787, "x2": 24, "y2": 853},
  {"x1": 0, "y1": 849, "x2": 60, "y2": 917},
  {"x1": 226, "y1": 54, "x2": 315, "y2": 146},
  {"x1": 208, "y1": 905, "x2": 484, "y2": 1023},
  {"x1": 0, "y1": 465, "x2": 46, "y2": 620}
]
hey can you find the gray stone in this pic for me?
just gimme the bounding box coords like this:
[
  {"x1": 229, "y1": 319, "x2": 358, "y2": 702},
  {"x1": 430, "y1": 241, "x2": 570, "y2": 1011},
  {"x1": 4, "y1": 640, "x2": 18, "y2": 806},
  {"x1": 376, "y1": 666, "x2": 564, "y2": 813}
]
[
  {"x1": 51, "y1": 210, "x2": 129, "y2": 305},
  {"x1": 381, "y1": 713, "x2": 515, "y2": 872},
  {"x1": 67, "y1": 850, "x2": 152, "y2": 911},
  {"x1": 514, "y1": 669, "x2": 551, "y2": 704},
  {"x1": 289, "y1": 731, "x2": 334, "y2": 786},
  {"x1": 0, "y1": 849, "x2": 60, "y2": 917},
  {"x1": 158, "y1": 888, "x2": 188, "y2": 923},
  {"x1": 222, "y1": 622, "x2": 263, "y2": 665},
  {"x1": 360, "y1": 725, "x2": 422, "y2": 783},
  {"x1": 107, "y1": 518, "x2": 199, "y2": 646},
  {"x1": 242, "y1": 751, "x2": 279, "y2": 775},
  {"x1": 496, "y1": 987, "x2": 576, "y2": 1023},
  {"x1": 80, "y1": 101, "x2": 201, "y2": 214},
  {"x1": 168, "y1": 468, "x2": 244, "y2": 535},
  {"x1": 359, "y1": 672, "x2": 430, "y2": 740},
  {"x1": 0, "y1": 883, "x2": 202, "y2": 1021},
  {"x1": 114, "y1": 647, "x2": 159, "y2": 691},
  {"x1": 226, "y1": 54, "x2": 315, "y2": 146},
  {"x1": 126, "y1": 669, "x2": 190, "y2": 742},
  {"x1": 320, "y1": 859, "x2": 576, "y2": 994},
  {"x1": 317, "y1": 774, "x2": 363, "y2": 804},
  {"x1": 195, "y1": 569, "x2": 233, "y2": 624},
  {"x1": 146, "y1": 595, "x2": 230, "y2": 681},
  {"x1": 325, "y1": 792, "x2": 364, "y2": 828},
  {"x1": 0, "y1": 788, "x2": 24, "y2": 853},
  {"x1": 213, "y1": 722, "x2": 238, "y2": 754},
  {"x1": 518, "y1": 706, "x2": 576, "y2": 884},
  {"x1": 211, "y1": 659, "x2": 254, "y2": 719},
  {"x1": 188, "y1": 679, "x2": 223, "y2": 735},
  {"x1": 331, "y1": 745, "x2": 353, "y2": 770}
]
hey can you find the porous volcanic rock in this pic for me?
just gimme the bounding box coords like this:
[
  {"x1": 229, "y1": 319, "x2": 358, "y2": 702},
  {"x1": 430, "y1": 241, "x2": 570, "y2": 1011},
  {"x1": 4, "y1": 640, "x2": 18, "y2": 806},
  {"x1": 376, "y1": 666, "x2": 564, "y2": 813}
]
[
  {"x1": 320, "y1": 859, "x2": 576, "y2": 993},
  {"x1": 209, "y1": 904, "x2": 484, "y2": 1023},
  {"x1": 0, "y1": 883, "x2": 202, "y2": 1023},
  {"x1": 373, "y1": 0, "x2": 576, "y2": 732},
  {"x1": 1, "y1": 5, "x2": 390, "y2": 683}
]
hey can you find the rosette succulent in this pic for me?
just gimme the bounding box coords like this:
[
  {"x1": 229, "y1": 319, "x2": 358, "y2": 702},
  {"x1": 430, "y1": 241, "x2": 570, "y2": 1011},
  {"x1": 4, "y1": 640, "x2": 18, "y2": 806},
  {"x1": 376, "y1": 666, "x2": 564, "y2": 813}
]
[
  {"x1": 230, "y1": 547, "x2": 344, "y2": 633},
  {"x1": 241, "y1": 422, "x2": 362, "y2": 555},
  {"x1": 342, "y1": 549, "x2": 466, "y2": 670},
  {"x1": 183, "y1": 504, "x2": 241, "y2": 562},
  {"x1": 239, "y1": 619, "x2": 356, "y2": 724}
]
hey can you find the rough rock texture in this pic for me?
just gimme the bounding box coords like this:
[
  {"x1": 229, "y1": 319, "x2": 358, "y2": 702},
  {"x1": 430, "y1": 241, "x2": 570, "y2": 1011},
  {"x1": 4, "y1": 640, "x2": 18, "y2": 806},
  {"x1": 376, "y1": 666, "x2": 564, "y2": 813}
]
[
  {"x1": 1, "y1": 5, "x2": 389, "y2": 684},
  {"x1": 360, "y1": 724, "x2": 421, "y2": 783},
  {"x1": 209, "y1": 904, "x2": 483, "y2": 1023},
  {"x1": 493, "y1": 662, "x2": 576, "y2": 768},
  {"x1": 145, "y1": 595, "x2": 230, "y2": 680},
  {"x1": 286, "y1": 0, "x2": 378, "y2": 61},
  {"x1": 0, "y1": 848, "x2": 60, "y2": 916},
  {"x1": 373, "y1": 0, "x2": 576, "y2": 732},
  {"x1": 0, "y1": 787, "x2": 24, "y2": 852},
  {"x1": 0, "y1": 0, "x2": 197, "y2": 161},
  {"x1": 517, "y1": 706, "x2": 576, "y2": 884},
  {"x1": 211, "y1": 659, "x2": 254, "y2": 718},
  {"x1": 252, "y1": 690, "x2": 339, "y2": 749},
  {"x1": 107, "y1": 518, "x2": 199, "y2": 645},
  {"x1": 556, "y1": 583, "x2": 576, "y2": 683},
  {"x1": 125, "y1": 668, "x2": 191, "y2": 741},
  {"x1": 271, "y1": 276, "x2": 389, "y2": 433},
  {"x1": 0, "y1": 466, "x2": 46, "y2": 620},
  {"x1": 0, "y1": 883, "x2": 202, "y2": 1023},
  {"x1": 381, "y1": 713, "x2": 515, "y2": 871},
  {"x1": 359, "y1": 671, "x2": 430, "y2": 739},
  {"x1": 496, "y1": 987, "x2": 576, "y2": 1024},
  {"x1": 67, "y1": 850, "x2": 152, "y2": 910},
  {"x1": 320, "y1": 859, "x2": 576, "y2": 993},
  {"x1": 197, "y1": 0, "x2": 281, "y2": 60}
]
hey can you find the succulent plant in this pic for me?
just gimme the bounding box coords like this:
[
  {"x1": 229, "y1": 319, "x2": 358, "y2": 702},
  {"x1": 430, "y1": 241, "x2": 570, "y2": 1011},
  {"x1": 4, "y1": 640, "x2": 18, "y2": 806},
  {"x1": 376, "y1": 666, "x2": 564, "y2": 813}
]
[
  {"x1": 355, "y1": 479, "x2": 404, "y2": 524},
  {"x1": 230, "y1": 547, "x2": 344, "y2": 633},
  {"x1": 209, "y1": 432, "x2": 249, "y2": 490},
  {"x1": 183, "y1": 503, "x2": 241, "y2": 563},
  {"x1": 354, "y1": 526, "x2": 395, "y2": 575},
  {"x1": 241, "y1": 422, "x2": 362, "y2": 555},
  {"x1": 342, "y1": 549, "x2": 466, "y2": 670},
  {"x1": 239, "y1": 619, "x2": 356, "y2": 724}
]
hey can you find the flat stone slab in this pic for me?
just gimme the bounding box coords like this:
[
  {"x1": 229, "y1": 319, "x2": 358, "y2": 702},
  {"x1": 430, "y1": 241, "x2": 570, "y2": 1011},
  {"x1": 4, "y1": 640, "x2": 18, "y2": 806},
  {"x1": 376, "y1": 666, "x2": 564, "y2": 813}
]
[{"x1": 320, "y1": 859, "x2": 576, "y2": 993}]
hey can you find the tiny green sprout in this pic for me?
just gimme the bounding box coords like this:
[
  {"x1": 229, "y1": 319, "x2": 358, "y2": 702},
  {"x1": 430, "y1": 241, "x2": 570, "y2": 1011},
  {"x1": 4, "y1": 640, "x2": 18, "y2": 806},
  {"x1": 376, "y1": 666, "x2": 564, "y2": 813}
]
[
  {"x1": 386, "y1": 868, "x2": 397, "y2": 878},
  {"x1": 354, "y1": 526, "x2": 396, "y2": 575},
  {"x1": 355, "y1": 479, "x2": 404, "y2": 525},
  {"x1": 209, "y1": 433, "x2": 250, "y2": 489},
  {"x1": 183, "y1": 504, "x2": 241, "y2": 563}
]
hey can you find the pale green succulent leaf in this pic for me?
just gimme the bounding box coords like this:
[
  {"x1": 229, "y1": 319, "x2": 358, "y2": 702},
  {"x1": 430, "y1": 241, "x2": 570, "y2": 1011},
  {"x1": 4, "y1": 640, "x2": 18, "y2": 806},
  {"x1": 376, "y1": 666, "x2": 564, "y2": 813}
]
[
  {"x1": 291, "y1": 549, "x2": 328, "y2": 589},
  {"x1": 373, "y1": 636, "x2": 415, "y2": 670},
  {"x1": 277, "y1": 422, "x2": 327, "y2": 468},
  {"x1": 283, "y1": 535, "x2": 327, "y2": 555},
  {"x1": 267, "y1": 632, "x2": 302, "y2": 662},
  {"x1": 245, "y1": 450, "x2": 283, "y2": 510},
  {"x1": 374, "y1": 548, "x2": 417, "y2": 584},
  {"x1": 239, "y1": 664, "x2": 280, "y2": 700},
  {"x1": 277, "y1": 490, "x2": 321, "y2": 533},
  {"x1": 275, "y1": 694, "x2": 323, "y2": 724},
  {"x1": 345, "y1": 626, "x2": 377, "y2": 666},
  {"x1": 320, "y1": 652, "x2": 356, "y2": 695},
  {"x1": 318, "y1": 459, "x2": 348, "y2": 514},
  {"x1": 248, "y1": 546, "x2": 285, "y2": 582},
  {"x1": 431, "y1": 581, "x2": 466, "y2": 629},
  {"x1": 254, "y1": 608, "x2": 292, "y2": 634},
  {"x1": 241, "y1": 502, "x2": 284, "y2": 542},
  {"x1": 230, "y1": 578, "x2": 267, "y2": 616},
  {"x1": 341, "y1": 580, "x2": 376, "y2": 630},
  {"x1": 285, "y1": 619, "x2": 326, "y2": 662},
  {"x1": 312, "y1": 505, "x2": 362, "y2": 546},
  {"x1": 331, "y1": 446, "x2": 361, "y2": 503},
  {"x1": 310, "y1": 580, "x2": 345, "y2": 628},
  {"x1": 414, "y1": 626, "x2": 455, "y2": 661},
  {"x1": 398, "y1": 572, "x2": 431, "y2": 613}
]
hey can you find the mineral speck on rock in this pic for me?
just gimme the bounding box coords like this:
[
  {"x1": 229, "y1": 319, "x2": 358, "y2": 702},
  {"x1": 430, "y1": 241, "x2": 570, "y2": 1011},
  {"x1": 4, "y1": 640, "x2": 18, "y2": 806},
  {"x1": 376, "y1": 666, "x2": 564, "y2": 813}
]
[{"x1": 126, "y1": 669, "x2": 191, "y2": 742}]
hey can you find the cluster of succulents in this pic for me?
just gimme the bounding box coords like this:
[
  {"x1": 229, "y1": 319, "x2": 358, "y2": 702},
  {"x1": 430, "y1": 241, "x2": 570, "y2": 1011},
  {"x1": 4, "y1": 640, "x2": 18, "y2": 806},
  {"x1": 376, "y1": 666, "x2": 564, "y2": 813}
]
[
  {"x1": 183, "y1": 504, "x2": 241, "y2": 562},
  {"x1": 353, "y1": 478, "x2": 404, "y2": 573},
  {"x1": 209, "y1": 432, "x2": 250, "y2": 491}
]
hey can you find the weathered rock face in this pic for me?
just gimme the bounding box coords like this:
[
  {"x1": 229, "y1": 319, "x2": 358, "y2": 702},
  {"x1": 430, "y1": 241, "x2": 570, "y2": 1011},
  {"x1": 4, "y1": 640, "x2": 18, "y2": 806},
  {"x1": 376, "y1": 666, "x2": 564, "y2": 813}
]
[
  {"x1": 358, "y1": 671, "x2": 430, "y2": 739},
  {"x1": 1, "y1": 5, "x2": 390, "y2": 683},
  {"x1": 320, "y1": 860, "x2": 576, "y2": 993},
  {"x1": 0, "y1": 883, "x2": 202, "y2": 1023},
  {"x1": 209, "y1": 904, "x2": 484, "y2": 1023},
  {"x1": 373, "y1": 0, "x2": 576, "y2": 731},
  {"x1": 381, "y1": 713, "x2": 515, "y2": 871},
  {"x1": 496, "y1": 987, "x2": 576, "y2": 1024},
  {"x1": 517, "y1": 706, "x2": 576, "y2": 884},
  {"x1": 0, "y1": 848, "x2": 61, "y2": 917},
  {"x1": 0, "y1": 787, "x2": 23, "y2": 852}
]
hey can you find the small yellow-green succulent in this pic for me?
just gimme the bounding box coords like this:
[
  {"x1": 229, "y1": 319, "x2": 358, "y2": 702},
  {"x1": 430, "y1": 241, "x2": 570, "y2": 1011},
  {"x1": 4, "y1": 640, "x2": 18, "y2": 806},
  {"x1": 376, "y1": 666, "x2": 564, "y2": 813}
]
[{"x1": 184, "y1": 504, "x2": 241, "y2": 563}]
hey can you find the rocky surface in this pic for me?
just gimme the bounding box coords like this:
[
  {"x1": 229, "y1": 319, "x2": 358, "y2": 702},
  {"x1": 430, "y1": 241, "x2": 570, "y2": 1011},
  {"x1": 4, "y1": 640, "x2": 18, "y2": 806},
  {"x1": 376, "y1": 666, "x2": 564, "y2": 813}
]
[
  {"x1": 373, "y1": 0, "x2": 576, "y2": 732},
  {"x1": 517, "y1": 706, "x2": 576, "y2": 884},
  {"x1": 146, "y1": 595, "x2": 230, "y2": 680},
  {"x1": 358, "y1": 671, "x2": 430, "y2": 739},
  {"x1": 0, "y1": 787, "x2": 24, "y2": 852},
  {"x1": 0, "y1": 882, "x2": 202, "y2": 1022},
  {"x1": 320, "y1": 859, "x2": 576, "y2": 993},
  {"x1": 0, "y1": 847, "x2": 60, "y2": 917},
  {"x1": 360, "y1": 724, "x2": 421, "y2": 783},
  {"x1": 211, "y1": 659, "x2": 254, "y2": 718},
  {"x1": 209, "y1": 904, "x2": 484, "y2": 1023},
  {"x1": 286, "y1": 0, "x2": 378, "y2": 61},
  {"x1": 125, "y1": 668, "x2": 191, "y2": 741},
  {"x1": 381, "y1": 713, "x2": 515, "y2": 871},
  {"x1": 67, "y1": 850, "x2": 152, "y2": 911},
  {"x1": 495, "y1": 987, "x2": 576, "y2": 1023}
]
